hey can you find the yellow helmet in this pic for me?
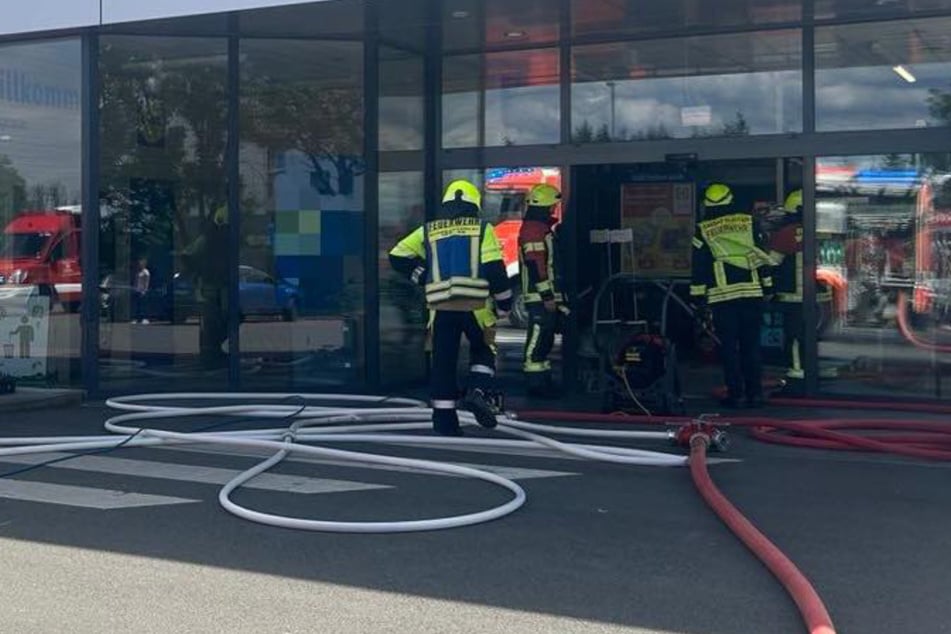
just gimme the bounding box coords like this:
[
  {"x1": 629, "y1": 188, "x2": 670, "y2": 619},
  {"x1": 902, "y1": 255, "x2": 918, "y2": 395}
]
[
  {"x1": 442, "y1": 180, "x2": 482, "y2": 210},
  {"x1": 784, "y1": 189, "x2": 803, "y2": 213},
  {"x1": 528, "y1": 183, "x2": 562, "y2": 207},
  {"x1": 703, "y1": 183, "x2": 733, "y2": 207}
]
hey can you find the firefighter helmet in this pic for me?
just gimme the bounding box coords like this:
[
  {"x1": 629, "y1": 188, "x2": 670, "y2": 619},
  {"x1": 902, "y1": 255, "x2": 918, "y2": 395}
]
[
  {"x1": 527, "y1": 183, "x2": 562, "y2": 207},
  {"x1": 784, "y1": 189, "x2": 803, "y2": 213},
  {"x1": 703, "y1": 183, "x2": 734, "y2": 207},
  {"x1": 442, "y1": 180, "x2": 482, "y2": 211}
]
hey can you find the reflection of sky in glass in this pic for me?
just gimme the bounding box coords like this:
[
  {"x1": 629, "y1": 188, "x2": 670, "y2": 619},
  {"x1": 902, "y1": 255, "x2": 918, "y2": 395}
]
[
  {"x1": 442, "y1": 92, "x2": 480, "y2": 148},
  {"x1": 379, "y1": 96, "x2": 424, "y2": 151},
  {"x1": 572, "y1": 71, "x2": 802, "y2": 140},
  {"x1": 817, "y1": 63, "x2": 951, "y2": 131},
  {"x1": 485, "y1": 85, "x2": 560, "y2": 146},
  {"x1": 379, "y1": 172, "x2": 424, "y2": 231},
  {"x1": 0, "y1": 40, "x2": 81, "y2": 207},
  {"x1": 442, "y1": 48, "x2": 560, "y2": 148}
]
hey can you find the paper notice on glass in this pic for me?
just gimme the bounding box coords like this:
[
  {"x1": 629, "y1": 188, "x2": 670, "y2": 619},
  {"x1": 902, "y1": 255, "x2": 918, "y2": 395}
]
[
  {"x1": 620, "y1": 183, "x2": 696, "y2": 278},
  {"x1": 681, "y1": 106, "x2": 712, "y2": 127}
]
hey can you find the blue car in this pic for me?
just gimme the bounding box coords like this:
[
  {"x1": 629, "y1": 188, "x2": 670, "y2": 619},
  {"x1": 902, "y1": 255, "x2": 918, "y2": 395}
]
[{"x1": 102, "y1": 265, "x2": 301, "y2": 323}]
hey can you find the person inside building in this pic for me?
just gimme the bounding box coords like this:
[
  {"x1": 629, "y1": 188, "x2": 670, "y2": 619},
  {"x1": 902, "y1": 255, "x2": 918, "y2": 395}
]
[
  {"x1": 768, "y1": 189, "x2": 835, "y2": 393},
  {"x1": 182, "y1": 205, "x2": 230, "y2": 369},
  {"x1": 691, "y1": 183, "x2": 775, "y2": 409},
  {"x1": 389, "y1": 180, "x2": 514, "y2": 436},
  {"x1": 518, "y1": 183, "x2": 567, "y2": 398}
]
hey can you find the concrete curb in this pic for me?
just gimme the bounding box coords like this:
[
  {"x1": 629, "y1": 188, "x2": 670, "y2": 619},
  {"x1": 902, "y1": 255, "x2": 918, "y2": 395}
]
[{"x1": 0, "y1": 388, "x2": 84, "y2": 413}]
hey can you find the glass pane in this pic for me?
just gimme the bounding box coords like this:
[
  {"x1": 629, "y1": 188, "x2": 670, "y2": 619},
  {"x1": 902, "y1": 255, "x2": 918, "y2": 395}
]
[
  {"x1": 572, "y1": 0, "x2": 801, "y2": 38},
  {"x1": 443, "y1": 0, "x2": 560, "y2": 51},
  {"x1": 816, "y1": 0, "x2": 951, "y2": 21},
  {"x1": 572, "y1": 31, "x2": 802, "y2": 142},
  {"x1": 99, "y1": 36, "x2": 230, "y2": 392},
  {"x1": 240, "y1": 39, "x2": 364, "y2": 390},
  {"x1": 379, "y1": 172, "x2": 427, "y2": 386},
  {"x1": 816, "y1": 18, "x2": 951, "y2": 132},
  {"x1": 443, "y1": 49, "x2": 561, "y2": 148},
  {"x1": 442, "y1": 55, "x2": 481, "y2": 148},
  {"x1": 0, "y1": 39, "x2": 82, "y2": 388},
  {"x1": 380, "y1": 47, "x2": 424, "y2": 151},
  {"x1": 817, "y1": 153, "x2": 951, "y2": 400},
  {"x1": 380, "y1": 0, "x2": 427, "y2": 51}
]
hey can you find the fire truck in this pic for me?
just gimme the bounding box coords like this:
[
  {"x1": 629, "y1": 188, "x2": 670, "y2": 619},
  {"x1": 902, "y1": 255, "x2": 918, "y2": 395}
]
[
  {"x1": 0, "y1": 207, "x2": 82, "y2": 312},
  {"x1": 816, "y1": 162, "x2": 951, "y2": 335}
]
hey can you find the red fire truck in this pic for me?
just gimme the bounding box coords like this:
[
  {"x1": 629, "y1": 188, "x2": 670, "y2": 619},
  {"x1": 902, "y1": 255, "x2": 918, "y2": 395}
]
[{"x1": 0, "y1": 208, "x2": 82, "y2": 312}]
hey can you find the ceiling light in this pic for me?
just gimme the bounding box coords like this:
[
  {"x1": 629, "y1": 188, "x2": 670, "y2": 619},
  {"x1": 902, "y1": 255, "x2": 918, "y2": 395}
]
[
  {"x1": 892, "y1": 65, "x2": 917, "y2": 83},
  {"x1": 504, "y1": 30, "x2": 526, "y2": 39},
  {"x1": 451, "y1": 10, "x2": 469, "y2": 19}
]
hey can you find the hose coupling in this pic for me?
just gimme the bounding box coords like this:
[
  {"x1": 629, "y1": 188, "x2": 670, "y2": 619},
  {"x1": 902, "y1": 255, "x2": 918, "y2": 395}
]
[{"x1": 671, "y1": 416, "x2": 730, "y2": 452}]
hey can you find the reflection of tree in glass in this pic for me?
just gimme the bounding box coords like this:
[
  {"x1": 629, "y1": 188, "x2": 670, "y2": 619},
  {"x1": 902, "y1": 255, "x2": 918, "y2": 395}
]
[
  {"x1": 99, "y1": 41, "x2": 228, "y2": 267},
  {"x1": 241, "y1": 75, "x2": 365, "y2": 198},
  {"x1": 0, "y1": 155, "x2": 26, "y2": 218},
  {"x1": 28, "y1": 182, "x2": 70, "y2": 210}
]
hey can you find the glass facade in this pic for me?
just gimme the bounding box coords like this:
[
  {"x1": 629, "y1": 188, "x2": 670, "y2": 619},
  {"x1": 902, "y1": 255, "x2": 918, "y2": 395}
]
[
  {"x1": 0, "y1": 39, "x2": 82, "y2": 388},
  {"x1": 817, "y1": 153, "x2": 951, "y2": 399},
  {"x1": 239, "y1": 39, "x2": 365, "y2": 390},
  {"x1": 572, "y1": 30, "x2": 802, "y2": 142},
  {"x1": 98, "y1": 36, "x2": 231, "y2": 392},
  {"x1": 1, "y1": 0, "x2": 950, "y2": 403},
  {"x1": 816, "y1": 18, "x2": 951, "y2": 132},
  {"x1": 443, "y1": 48, "x2": 561, "y2": 148}
]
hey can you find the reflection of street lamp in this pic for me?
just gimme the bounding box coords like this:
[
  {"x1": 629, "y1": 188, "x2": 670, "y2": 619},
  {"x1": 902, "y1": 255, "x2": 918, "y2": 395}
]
[{"x1": 606, "y1": 81, "x2": 616, "y2": 140}]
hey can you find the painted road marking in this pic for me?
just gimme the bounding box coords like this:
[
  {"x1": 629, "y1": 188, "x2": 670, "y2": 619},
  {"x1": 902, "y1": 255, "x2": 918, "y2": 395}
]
[
  {"x1": 167, "y1": 445, "x2": 581, "y2": 480},
  {"x1": 0, "y1": 454, "x2": 391, "y2": 495},
  {"x1": 0, "y1": 480, "x2": 198, "y2": 510}
]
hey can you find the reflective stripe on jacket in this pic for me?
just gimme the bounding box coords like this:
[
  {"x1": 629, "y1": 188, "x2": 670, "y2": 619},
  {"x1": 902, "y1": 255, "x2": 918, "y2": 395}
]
[
  {"x1": 691, "y1": 211, "x2": 774, "y2": 305},
  {"x1": 519, "y1": 219, "x2": 562, "y2": 304}
]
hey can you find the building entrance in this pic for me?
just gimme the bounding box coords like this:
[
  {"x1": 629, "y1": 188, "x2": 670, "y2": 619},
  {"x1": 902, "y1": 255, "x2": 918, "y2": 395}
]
[{"x1": 569, "y1": 157, "x2": 807, "y2": 409}]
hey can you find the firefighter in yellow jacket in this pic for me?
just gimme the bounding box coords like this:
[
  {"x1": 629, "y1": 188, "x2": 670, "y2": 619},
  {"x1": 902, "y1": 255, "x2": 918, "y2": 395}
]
[
  {"x1": 691, "y1": 183, "x2": 774, "y2": 408},
  {"x1": 389, "y1": 180, "x2": 514, "y2": 436}
]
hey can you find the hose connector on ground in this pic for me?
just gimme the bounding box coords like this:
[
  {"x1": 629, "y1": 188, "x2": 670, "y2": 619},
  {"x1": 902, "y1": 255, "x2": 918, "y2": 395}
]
[{"x1": 671, "y1": 414, "x2": 730, "y2": 453}]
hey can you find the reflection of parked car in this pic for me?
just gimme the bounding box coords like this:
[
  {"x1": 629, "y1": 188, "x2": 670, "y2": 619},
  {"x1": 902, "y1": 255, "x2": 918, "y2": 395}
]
[{"x1": 100, "y1": 265, "x2": 301, "y2": 323}]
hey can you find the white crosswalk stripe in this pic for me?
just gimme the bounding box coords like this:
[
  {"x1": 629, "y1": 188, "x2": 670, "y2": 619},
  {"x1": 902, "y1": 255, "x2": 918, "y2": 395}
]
[
  {"x1": 0, "y1": 479, "x2": 198, "y2": 510},
  {"x1": 0, "y1": 453, "x2": 391, "y2": 495},
  {"x1": 0, "y1": 437, "x2": 700, "y2": 510},
  {"x1": 166, "y1": 444, "x2": 581, "y2": 480}
]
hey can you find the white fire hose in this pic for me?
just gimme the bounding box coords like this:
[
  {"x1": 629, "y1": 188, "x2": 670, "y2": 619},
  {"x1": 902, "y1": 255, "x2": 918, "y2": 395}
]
[{"x1": 0, "y1": 393, "x2": 690, "y2": 533}]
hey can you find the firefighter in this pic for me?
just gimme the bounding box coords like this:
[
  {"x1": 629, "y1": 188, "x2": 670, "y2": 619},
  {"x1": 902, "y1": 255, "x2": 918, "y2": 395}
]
[
  {"x1": 518, "y1": 183, "x2": 566, "y2": 398},
  {"x1": 389, "y1": 180, "x2": 514, "y2": 436},
  {"x1": 768, "y1": 189, "x2": 835, "y2": 392},
  {"x1": 691, "y1": 183, "x2": 774, "y2": 408}
]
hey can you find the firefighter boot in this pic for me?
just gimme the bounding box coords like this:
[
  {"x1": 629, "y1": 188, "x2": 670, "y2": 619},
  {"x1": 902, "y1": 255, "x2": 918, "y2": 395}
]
[
  {"x1": 461, "y1": 388, "x2": 502, "y2": 429},
  {"x1": 432, "y1": 408, "x2": 463, "y2": 437}
]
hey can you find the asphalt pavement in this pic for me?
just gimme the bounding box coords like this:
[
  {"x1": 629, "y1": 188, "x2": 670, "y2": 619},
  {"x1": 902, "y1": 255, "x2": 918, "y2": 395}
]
[{"x1": 0, "y1": 402, "x2": 949, "y2": 634}]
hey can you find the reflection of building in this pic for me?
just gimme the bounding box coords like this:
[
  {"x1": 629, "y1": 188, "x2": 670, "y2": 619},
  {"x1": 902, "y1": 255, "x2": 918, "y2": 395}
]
[{"x1": 2, "y1": 0, "x2": 951, "y2": 402}]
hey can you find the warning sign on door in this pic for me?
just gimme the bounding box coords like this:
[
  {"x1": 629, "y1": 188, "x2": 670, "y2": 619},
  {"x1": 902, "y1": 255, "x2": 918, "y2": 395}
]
[{"x1": 0, "y1": 291, "x2": 50, "y2": 379}]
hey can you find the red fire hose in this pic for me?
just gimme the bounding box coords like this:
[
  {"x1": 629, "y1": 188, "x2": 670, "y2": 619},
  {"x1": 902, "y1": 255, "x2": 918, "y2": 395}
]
[
  {"x1": 690, "y1": 434, "x2": 835, "y2": 634},
  {"x1": 896, "y1": 290, "x2": 951, "y2": 354},
  {"x1": 518, "y1": 407, "x2": 951, "y2": 634}
]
